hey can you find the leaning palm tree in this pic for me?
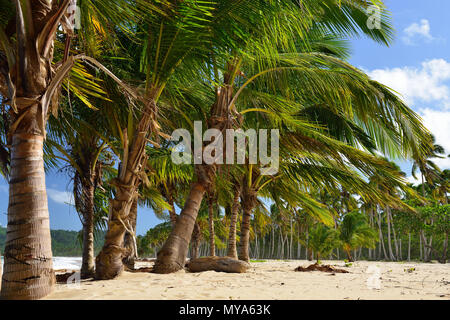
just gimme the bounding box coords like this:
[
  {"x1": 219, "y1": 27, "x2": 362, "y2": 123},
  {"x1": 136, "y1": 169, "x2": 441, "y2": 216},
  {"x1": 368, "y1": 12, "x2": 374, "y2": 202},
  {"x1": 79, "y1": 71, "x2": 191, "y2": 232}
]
[{"x1": 338, "y1": 211, "x2": 378, "y2": 261}]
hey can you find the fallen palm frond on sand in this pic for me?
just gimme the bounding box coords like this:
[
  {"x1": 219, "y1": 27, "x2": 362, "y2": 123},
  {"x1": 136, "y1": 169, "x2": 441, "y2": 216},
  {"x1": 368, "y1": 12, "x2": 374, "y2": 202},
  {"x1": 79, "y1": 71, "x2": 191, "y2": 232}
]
[{"x1": 294, "y1": 263, "x2": 349, "y2": 274}]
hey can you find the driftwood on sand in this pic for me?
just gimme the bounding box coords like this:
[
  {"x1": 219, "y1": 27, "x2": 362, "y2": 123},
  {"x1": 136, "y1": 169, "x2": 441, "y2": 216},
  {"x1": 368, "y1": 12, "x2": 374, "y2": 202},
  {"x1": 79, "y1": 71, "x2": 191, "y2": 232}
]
[
  {"x1": 294, "y1": 263, "x2": 349, "y2": 273},
  {"x1": 186, "y1": 256, "x2": 251, "y2": 273}
]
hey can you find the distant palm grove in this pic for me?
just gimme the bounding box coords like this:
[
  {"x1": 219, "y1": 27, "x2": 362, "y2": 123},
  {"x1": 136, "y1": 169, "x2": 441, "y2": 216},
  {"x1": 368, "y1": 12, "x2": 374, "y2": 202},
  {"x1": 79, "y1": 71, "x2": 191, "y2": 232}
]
[{"x1": 0, "y1": 0, "x2": 448, "y2": 300}]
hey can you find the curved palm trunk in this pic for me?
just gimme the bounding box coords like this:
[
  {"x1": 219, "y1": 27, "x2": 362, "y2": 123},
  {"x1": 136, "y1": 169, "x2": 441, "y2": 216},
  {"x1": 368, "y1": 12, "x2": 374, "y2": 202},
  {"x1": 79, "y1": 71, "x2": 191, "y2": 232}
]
[
  {"x1": 96, "y1": 100, "x2": 157, "y2": 279},
  {"x1": 1, "y1": 132, "x2": 54, "y2": 300},
  {"x1": 95, "y1": 186, "x2": 137, "y2": 279},
  {"x1": 208, "y1": 195, "x2": 216, "y2": 257},
  {"x1": 344, "y1": 247, "x2": 354, "y2": 262},
  {"x1": 154, "y1": 66, "x2": 238, "y2": 273},
  {"x1": 123, "y1": 199, "x2": 138, "y2": 270},
  {"x1": 168, "y1": 197, "x2": 178, "y2": 227},
  {"x1": 227, "y1": 190, "x2": 241, "y2": 259},
  {"x1": 154, "y1": 182, "x2": 207, "y2": 273}
]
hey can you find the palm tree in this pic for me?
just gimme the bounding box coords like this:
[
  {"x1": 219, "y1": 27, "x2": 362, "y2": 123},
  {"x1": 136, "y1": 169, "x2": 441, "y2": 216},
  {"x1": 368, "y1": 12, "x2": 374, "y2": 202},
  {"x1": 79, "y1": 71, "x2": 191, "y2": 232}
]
[
  {"x1": 338, "y1": 211, "x2": 378, "y2": 261},
  {"x1": 95, "y1": 0, "x2": 226, "y2": 278},
  {"x1": 307, "y1": 224, "x2": 338, "y2": 263},
  {"x1": 412, "y1": 134, "x2": 445, "y2": 197},
  {"x1": 0, "y1": 0, "x2": 155, "y2": 299},
  {"x1": 226, "y1": 185, "x2": 241, "y2": 259},
  {"x1": 47, "y1": 110, "x2": 113, "y2": 278}
]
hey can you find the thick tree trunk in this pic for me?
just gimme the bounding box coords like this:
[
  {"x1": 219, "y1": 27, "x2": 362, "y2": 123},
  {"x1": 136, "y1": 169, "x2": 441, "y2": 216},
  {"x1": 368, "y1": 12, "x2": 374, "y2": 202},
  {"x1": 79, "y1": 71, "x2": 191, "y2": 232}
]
[
  {"x1": 227, "y1": 189, "x2": 240, "y2": 259},
  {"x1": 80, "y1": 182, "x2": 95, "y2": 279},
  {"x1": 123, "y1": 199, "x2": 138, "y2": 270},
  {"x1": 207, "y1": 195, "x2": 215, "y2": 257},
  {"x1": 95, "y1": 185, "x2": 137, "y2": 279},
  {"x1": 187, "y1": 256, "x2": 250, "y2": 273},
  {"x1": 1, "y1": 132, "x2": 55, "y2": 300},
  {"x1": 154, "y1": 183, "x2": 206, "y2": 273}
]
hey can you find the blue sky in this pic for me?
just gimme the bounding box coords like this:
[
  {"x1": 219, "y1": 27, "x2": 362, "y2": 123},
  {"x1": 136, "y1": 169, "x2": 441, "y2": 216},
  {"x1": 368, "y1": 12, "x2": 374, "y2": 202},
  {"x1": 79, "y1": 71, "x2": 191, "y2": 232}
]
[{"x1": 1, "y1": 0, "x2": 449, "y2": 234}]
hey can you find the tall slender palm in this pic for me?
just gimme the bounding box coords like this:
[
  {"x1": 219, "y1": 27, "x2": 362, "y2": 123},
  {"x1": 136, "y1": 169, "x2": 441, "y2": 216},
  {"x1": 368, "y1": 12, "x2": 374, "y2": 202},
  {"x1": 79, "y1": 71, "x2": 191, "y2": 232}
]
[{"x1": 47, "y1": 108, "x2": 113, "y2": 278}]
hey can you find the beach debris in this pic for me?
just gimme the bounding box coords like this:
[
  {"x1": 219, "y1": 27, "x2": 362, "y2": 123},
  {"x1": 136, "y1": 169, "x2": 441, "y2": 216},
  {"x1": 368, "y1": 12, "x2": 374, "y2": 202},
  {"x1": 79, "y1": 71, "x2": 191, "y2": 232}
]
[
  {"x1": 404, "y1": 267, "x2": 416, "y2": 273},
  {"x1": 56, "y1": 272, "x2": 77, "y2": 283},
  {"x1": 186, "y1": 256, "x2": 251, "y2": 273},
  {"x1": 127, "y1": 267, "x2": 153, "y2": 273},
  {"x1": 294, "y1": 263, "x2": 349, "y2": 273}
]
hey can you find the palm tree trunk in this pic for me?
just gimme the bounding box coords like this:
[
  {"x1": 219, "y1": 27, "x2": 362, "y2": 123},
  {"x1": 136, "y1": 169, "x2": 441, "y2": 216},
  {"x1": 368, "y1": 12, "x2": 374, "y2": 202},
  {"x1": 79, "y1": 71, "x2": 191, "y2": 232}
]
[
  {"x1": 95, "y1": 185, "x2": 137, "y2": 279},
  {"x1": 1, "y1": 132, "x2": 54, "y2": 300},
  {"x1": 238, "y1": 202, "x2": 253, "y2": 262},
  {"x1": 227, "y1": 189, "x2": 240, "y2": 259},
  {"x1": 208, "y1": 195, "x2": 215, "y2": 257},
  {"x1": 419, "y1": 234, "x2": 423, "y2": 260},
  {"x1": 389, "y1": 210, "x2": 399, "y2": 260},
  {"x1": 408, "y1": 232, "x2": 411, "y2": 262},
  {"x1": 386, "y1": 206, "x2": 396, "y2": 261},
  {"x1": 190, "y1": 222, "x2": 201, "y2": 259},
  {"x1": 377, "y1": 208, "x2": 388, "y2": 260},
  {"x1": 80, "y1": 182, "x2": 95, "y2": 279},
  {"x1": 154, "y1": 182, "x2": 206, "y2": 273},
  {"x1": 289, "y1": 218, "x2": 293, "y2": 259},
  {"x1": 96, "y1": 99, "x2": 158, "y2": 279},
  {"x1": 441, "y1": 232, "x2": 448, "y2": 263},
  {"x1": 168, "y1": 196, "x2": 178, "y2": 227},
  {"x1": 271, "y1": 226, "x2": 275, "y2": 258},
  {"x1": 123, "y1": 199, "x2": 138, "y2": 270}
]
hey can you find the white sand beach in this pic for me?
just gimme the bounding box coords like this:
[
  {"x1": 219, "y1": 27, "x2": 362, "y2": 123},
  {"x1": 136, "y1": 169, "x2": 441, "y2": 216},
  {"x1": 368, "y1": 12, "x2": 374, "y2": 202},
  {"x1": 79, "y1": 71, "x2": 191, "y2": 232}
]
[{"x1": 45, "y1": 260, "x2": 450, "y2": 300}]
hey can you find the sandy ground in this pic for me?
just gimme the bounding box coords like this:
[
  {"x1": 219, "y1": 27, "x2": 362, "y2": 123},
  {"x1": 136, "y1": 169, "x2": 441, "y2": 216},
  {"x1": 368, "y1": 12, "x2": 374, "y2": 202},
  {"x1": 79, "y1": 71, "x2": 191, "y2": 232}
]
[{"x1": 45, "y1": 260, "x2": 450, "y2": 300}]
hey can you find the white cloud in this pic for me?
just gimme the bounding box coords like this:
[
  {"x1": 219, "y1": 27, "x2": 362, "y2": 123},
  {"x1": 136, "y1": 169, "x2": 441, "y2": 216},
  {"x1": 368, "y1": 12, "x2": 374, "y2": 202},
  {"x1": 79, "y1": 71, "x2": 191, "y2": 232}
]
[
  {"x1": 47, "y1": 188, "x2": 74, "y2": 205},
  {"x1": 367, "y1": 59, "x2": 450, "y2": 109},
  {"x1": 366, "y1": 59, "x2": 450, "y2": 170},
  {"x1": 402, "y1": 19, "x2": 434, "y2": 45},
  {"x1": 420, "y1": 108, "x2": 450, "y2": 169}
]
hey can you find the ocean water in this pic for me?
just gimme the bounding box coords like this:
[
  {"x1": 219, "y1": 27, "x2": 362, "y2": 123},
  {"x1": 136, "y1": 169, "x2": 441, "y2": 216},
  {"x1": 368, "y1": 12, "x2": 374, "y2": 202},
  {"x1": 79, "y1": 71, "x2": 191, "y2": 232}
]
[{"x1": 1, "y1": 256, "x2": 82, "y2": 270}]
